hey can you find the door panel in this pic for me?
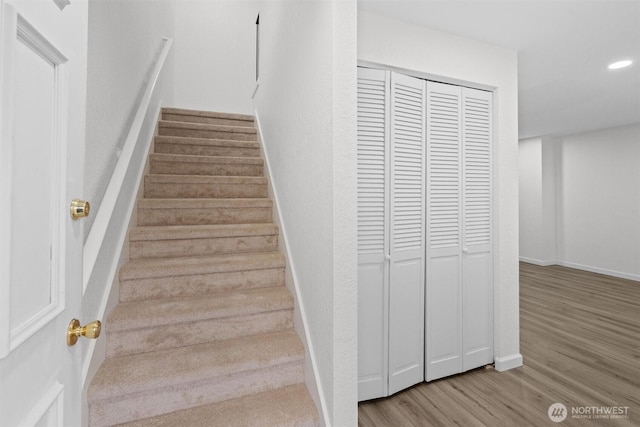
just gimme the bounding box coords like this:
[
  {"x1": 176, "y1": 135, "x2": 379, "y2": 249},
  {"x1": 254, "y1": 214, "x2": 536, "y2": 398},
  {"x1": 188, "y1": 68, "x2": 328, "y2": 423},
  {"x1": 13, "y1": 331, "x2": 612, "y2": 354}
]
[
  {"x1": 357, "y1": 67, "x2": 389, "y2": 400},
  {"x1": 425, "y1": 81, "x2": 462, "y2": 382},
  {"x1": 462, "y1": 252, "x2": 493, "y2": 370},
  {"x1": 462, "y1": 87, "x2": 493, "y2": 371},
  {"x1": 0, "y1": 0, "x2": 87, "y2": 425},
  {"x1": 357, "y1": 260, "x2": 388, "y2": 400},
  {"x1": 425, "y1": 255, "x2": 462, "y2": 380},
  {"x1": 388, "y1": 72, "x2": 424, "y2": 394},
  {"x1": 388, "y1": 256, "x2": 424, "y2": 392},
  {"x1": 8, "y1": 11, "x2": 66, "y2": 346}
]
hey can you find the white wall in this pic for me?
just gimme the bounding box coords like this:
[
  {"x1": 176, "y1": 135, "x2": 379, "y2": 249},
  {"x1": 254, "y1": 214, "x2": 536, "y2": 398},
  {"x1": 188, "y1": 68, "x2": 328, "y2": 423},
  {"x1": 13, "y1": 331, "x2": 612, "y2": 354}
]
[
  {"x1": 358, "y1": 10, "x2": 522, "y2": 370},
  {"x1": 519, "y1": 137, "x2": 557, "y2": 264},
  {"x1": 558, "y1": 124, "x2": 640, "y2": 280},
  {"x1": 253, "y1": 1, "x2": 357, "y2": 425},
  {"x1": 85, "y1": 0, "x2": 175, "y2": 234},
  {"x1": 519, "y1": 124, "x2": 640, "y2": 281},
  {"x1": 172, "y1": 1, "x2": 258, "y2": 114},
  {"x1": 83, "y1": 1, "x2": 175, "y2": 423}
]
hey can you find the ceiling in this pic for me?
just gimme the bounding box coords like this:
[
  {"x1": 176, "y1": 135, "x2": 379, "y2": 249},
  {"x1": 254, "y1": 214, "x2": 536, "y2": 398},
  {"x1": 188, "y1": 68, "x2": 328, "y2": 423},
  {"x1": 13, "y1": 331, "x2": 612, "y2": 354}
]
[{"x1": 358, "y1": 0, "x2": 640, "y2": 139}]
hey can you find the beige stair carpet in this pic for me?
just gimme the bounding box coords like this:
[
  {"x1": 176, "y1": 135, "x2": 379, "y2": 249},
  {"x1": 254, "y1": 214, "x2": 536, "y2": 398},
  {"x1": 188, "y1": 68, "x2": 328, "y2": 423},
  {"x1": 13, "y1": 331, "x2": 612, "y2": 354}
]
[{"x1": 88, "y1": 108, "x2": 319, "y2": 427}]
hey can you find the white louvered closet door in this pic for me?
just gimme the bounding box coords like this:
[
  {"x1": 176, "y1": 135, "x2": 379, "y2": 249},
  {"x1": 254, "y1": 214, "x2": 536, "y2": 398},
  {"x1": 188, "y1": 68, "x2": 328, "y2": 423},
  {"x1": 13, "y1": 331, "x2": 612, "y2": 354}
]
[
  {"x1": 461, "y1": 87, "x2": 493, "y2": 371},
  {"x1": 356, "y1": 69, "x2": 425, "y2": 400},
  {"x1": 388, "y1": 72, "x2": 425, "y2": 395},
  {"x1": 357, "y1": 67, "x2": 390, "y2": 401},
  {"x1": 425, "y1": 81, "x2": 463, "y2": 381},
  {"x1": 425, "y1": 82, "x2": 494, "y2": 382}
]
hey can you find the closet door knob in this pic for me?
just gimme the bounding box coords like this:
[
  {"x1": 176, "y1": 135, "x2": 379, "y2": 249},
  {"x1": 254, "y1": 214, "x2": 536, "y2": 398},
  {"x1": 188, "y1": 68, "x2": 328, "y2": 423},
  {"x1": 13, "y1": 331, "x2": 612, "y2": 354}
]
[{"x1": 462, "y1": 247, "x2": 469, "y2": 253}]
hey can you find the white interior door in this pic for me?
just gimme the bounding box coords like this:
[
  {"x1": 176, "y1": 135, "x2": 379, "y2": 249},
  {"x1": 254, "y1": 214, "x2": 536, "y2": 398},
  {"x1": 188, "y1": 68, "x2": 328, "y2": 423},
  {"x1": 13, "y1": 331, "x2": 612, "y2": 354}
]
[
  {"x1": 387, "y1": 72, "x2": 425, "y2": 395},
  {"x1": 461, "y1": 87, "x2": 493, "y2": 371},
  {"x1": 0, "y1": 0, "x2": 87, "y2": 425},
  {"x1": 357, "y1": 69, "x2": 425, "y2": 400},
  {"x1": 357, "y1": 67, "x2": 390, "y2": 400},
  {"x1": 425, "y1": 81, "x2": 463, "y2": 381},
  {"x1": 425, "y1": 81, "x2": 494, "y2": 382}
]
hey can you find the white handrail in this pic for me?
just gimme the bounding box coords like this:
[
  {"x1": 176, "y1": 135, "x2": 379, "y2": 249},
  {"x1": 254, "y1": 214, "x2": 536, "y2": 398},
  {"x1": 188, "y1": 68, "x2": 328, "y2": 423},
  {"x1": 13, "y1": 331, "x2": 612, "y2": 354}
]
[{"x1": 83, "y1": 38, "x2": 173, "y2": 290}]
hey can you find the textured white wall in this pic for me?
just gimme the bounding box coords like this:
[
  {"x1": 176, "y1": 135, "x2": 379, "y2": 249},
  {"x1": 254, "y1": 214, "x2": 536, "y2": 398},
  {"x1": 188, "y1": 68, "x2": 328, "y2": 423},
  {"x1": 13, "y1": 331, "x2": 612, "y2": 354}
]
[
  {"x1": 253, "y1": 1, "x2": 357, "y2": 425},
  {"x1": 519, "y1": 138, "x2": 544, "y2": 261},
  {"x1": 172, "y1": 1, "x2": 258, "y2": 114},
  {"x1": 519, "y1": 124, "x2": 640, "y2": 280},
  {"x1": 519, "y1": 137, "x2": 558, "y2": 265},
  {"x1": 83, "y1": 2, "x2": 175, "y2": 422},
  {"x1": 358, "y1": 10, "x2": 521, "y2": 369},
  {"x1": 558, "y1": 124, "x2": 640, "y2": 280},
  {"x1": 85, "y1": 0, "x2": 175, "y2": 235}
]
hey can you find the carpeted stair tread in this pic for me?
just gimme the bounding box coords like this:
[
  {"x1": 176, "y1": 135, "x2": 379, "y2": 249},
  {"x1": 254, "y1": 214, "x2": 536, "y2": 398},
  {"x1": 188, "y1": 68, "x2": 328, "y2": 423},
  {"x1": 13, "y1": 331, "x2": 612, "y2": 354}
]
[
  {"x1": 128, "y1": 223, "x2": 279, "y2": 260},
  {"x1": 150, "y1": 152, "x2": 263, "y2": 166},
  {"x1": 144, "y1": 174, "x2": 268, "y2": 198},
  {"x1": 158, "y1": 120, "x2": 257, "y2": 135},
  {"x1": 107, "y1": 286, "x2": 293, "y2": 331},
  {"x1": 154, "y1": 139, "x2": 260, "y2": 157},
  {"x1": 158, "y1": 120, "x2": 257, "y2": 141},
  {"x1": 162, "y1": 107, "x2": 254, "y2": 122},
  {"x1": 116, "y1": 384, "x2": 319, "y2": 427},
  {"x1": 130, "y1": 223, "x2": 278, "y2": 242},
  {"x1": 145, "y1": 174, "x2": 267, "y2": 185},
  {"x1": 138, "y1": 197, "x2": 272, "y2": 210},
  {"x1": 149, "y1": 153, "x2": 264, "y2": 177},
  {"x1": 89, "y1": 330, "x2": 304, "y2": 401},
  {"x1": 162, "y1": 109, "x2": 255, "y2": 128},
  {"x1": 120, "y1": 251, "x2": 285, "y2": 280},
  {"x1": 154, "y1": 135, "x2": 259, "y2": 149},
  {"x1": 137, "y1": 198, "x2": 273, "y2": 226}
]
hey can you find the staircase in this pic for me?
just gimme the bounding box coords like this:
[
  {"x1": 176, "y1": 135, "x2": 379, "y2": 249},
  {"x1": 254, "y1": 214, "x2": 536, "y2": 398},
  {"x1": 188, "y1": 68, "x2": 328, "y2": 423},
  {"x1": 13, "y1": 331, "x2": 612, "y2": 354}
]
[{"x1": 88, "y1": 108, "x2": 319, "y2": 427}]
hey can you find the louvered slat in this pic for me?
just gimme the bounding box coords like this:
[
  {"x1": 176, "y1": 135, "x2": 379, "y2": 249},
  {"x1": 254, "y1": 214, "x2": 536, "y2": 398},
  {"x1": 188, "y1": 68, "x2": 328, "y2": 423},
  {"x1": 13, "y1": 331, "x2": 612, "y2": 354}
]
[
  {"x1": 357, "y1": 75, "x2": 387, "y2": 256},
  {"x1": 392, "y1": 81, "x2": 424, "y2": 252},
  {"x1": 463, "y1": 89, "x2": 492, "y2": 247},
  {"x1": 427, "y1": 87, "x2": 461, "y2": 250}
]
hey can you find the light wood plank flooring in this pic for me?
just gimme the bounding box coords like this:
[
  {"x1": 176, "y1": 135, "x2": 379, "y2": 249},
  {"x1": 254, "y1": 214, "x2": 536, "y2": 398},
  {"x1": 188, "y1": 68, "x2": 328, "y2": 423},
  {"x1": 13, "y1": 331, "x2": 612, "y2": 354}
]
[{"x1": 358, "y1": 262, "x2": 640, "y2": 426}]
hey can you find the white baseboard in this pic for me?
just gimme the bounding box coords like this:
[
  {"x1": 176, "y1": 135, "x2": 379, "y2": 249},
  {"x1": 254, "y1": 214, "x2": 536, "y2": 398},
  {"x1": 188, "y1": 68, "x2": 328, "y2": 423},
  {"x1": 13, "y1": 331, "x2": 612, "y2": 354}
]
[
  {"x1": 519, "y1": 257, "x2": 555, "y2": 266},
  {"x1": 494, "y1": 353, "x2": 523, "y2": 372},
  {"x1": 519, "y1": 258, "x2": 639, "y2": 282},
  {"x1": 556, "y1": 261, "x2": 639, "y2": 282}
]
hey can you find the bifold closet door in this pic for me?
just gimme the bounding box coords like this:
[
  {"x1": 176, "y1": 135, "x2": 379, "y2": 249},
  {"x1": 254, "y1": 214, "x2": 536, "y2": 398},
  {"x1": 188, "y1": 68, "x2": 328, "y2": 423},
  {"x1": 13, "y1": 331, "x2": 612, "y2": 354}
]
[
  {"x1": 425, "y1": 81, "x2": 493, "y2": 382},
  {"x1": 461, "y1": 87, "x2": 493, "y2": 371},
  {"x1": 357, "y1": 68, "x2": 425, "y2": 400},
  {"x1": 425, "y1": 82, "x2": 463, "y2": 381},
  {"x1": 387, "y1": 72, "x2": 425, "y2": 395},
  {"x1": 357, "y1": 67, "x2": 390, "y2": 401}
]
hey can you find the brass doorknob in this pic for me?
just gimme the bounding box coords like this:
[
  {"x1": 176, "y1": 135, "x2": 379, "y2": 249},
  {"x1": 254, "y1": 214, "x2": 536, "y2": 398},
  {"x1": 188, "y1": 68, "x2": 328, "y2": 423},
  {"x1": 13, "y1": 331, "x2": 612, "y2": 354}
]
[
  {"x1": 67, "y1": 319, "x2": 101, "y2": 346},
  {"x1": 70, "y1": 199, "x2": 90, "y2": 220}
]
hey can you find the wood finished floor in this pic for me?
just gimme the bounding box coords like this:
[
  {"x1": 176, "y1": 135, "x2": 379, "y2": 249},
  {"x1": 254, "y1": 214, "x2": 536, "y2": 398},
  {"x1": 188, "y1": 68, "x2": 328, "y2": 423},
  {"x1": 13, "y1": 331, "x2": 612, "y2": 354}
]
[{"x1": 358, "y1": 262, "x2": 640, "y2": 426}]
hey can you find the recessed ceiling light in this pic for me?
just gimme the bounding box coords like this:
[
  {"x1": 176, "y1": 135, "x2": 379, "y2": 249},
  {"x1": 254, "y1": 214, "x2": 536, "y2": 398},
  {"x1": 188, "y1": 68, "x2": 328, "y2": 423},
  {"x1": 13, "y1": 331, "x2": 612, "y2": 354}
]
[{"x1": 608, "y1": 60, "x2": 633, "y2": 70}]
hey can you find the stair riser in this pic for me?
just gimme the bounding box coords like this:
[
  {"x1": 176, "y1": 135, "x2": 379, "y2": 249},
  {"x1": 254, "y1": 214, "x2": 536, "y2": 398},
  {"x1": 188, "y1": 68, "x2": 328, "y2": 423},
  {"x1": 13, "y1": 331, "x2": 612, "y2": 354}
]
[
  {"x1": 130, "y1": 235, "x2": 278, "y2": 260},
  {"x1": 119, "y1": 268, "x2": 285, "y2": 302},
  {"x1": 159, "y1": 127, "x2": 257, "y2": 141},
  {"x1": 144, "y1": 182, "x2": 267, "y2": 199},
  {"x1": 150, "y1": 160, "x2": 263, "y2": 177},
  {"x1": 107, "y1": 310, "x2": 293, "y2": 358},
  {"x1": 138, "y1": 206, "x2": 272, "y2": 226},
  {"x1": 162, "y1": 113, "x2": 254, "y2": 128},
  {"x1": 89, "y1": 361, "x2": 304, "y2": 427},
  {"x1": 155, "y1": 142, "x2": 260, "y2": 158}
]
